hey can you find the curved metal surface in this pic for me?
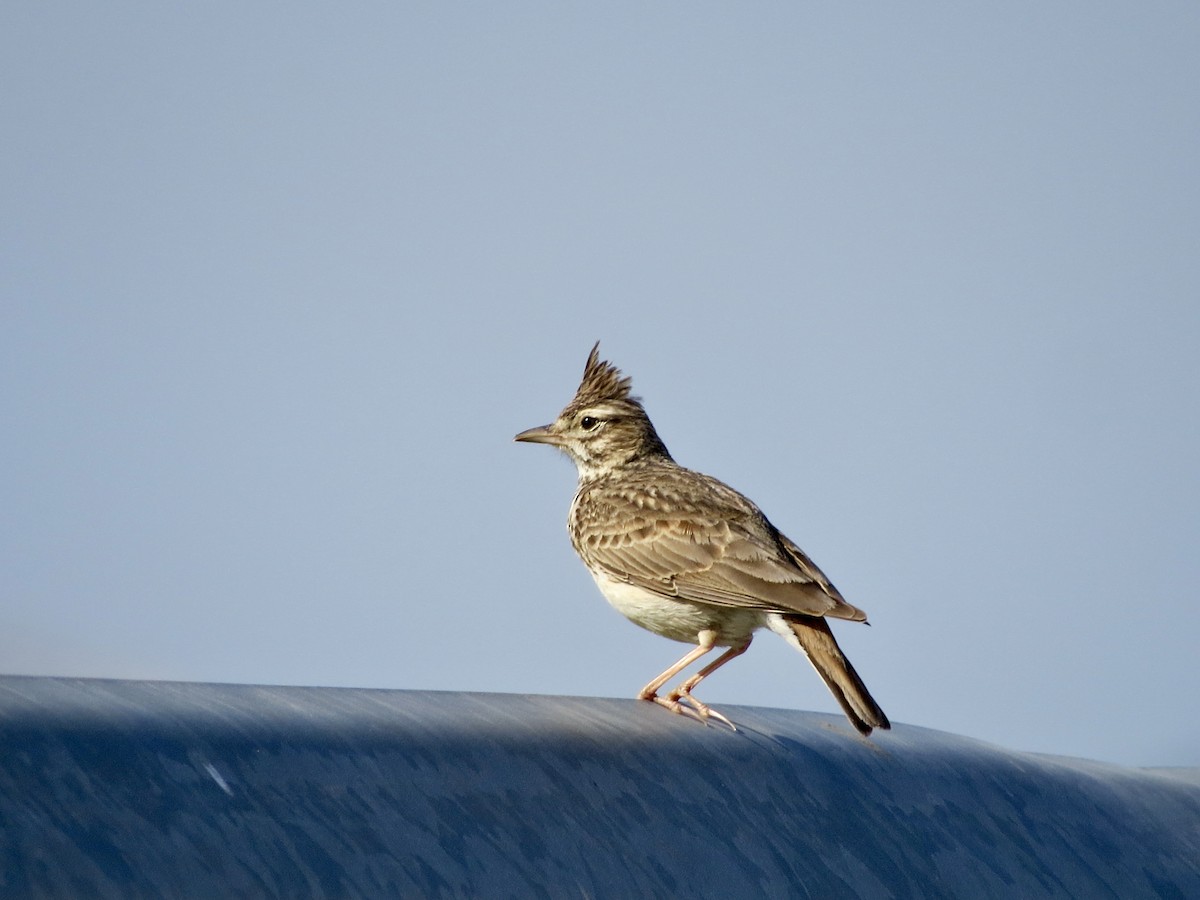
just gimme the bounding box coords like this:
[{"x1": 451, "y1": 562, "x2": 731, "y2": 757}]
[{"x1": 1, "y1": 675, "x2": 1197, "y2": 898}]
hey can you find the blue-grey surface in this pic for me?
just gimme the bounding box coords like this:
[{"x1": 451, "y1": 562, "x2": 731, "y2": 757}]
[{"x1": 1, "y1": 676, "x2": 1197, "y2": 899}]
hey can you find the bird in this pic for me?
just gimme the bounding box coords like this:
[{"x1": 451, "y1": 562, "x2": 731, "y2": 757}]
[{"x1": 514, "y1": 342, "x2": 890, "y2": 735}]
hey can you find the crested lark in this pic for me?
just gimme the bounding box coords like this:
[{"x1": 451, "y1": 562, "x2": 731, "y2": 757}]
[{"x1": 515, "y1": 343, "x2": 890, "y2": 735}]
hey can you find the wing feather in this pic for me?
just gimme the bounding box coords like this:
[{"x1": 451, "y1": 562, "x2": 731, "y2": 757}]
[{"x1": 571, "y1": 471, "x2": 866, "y2": 621}]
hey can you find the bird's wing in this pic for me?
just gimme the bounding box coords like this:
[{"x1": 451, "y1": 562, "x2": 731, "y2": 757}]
[{"x1": 573, "y1": 475, "x2": 867, "y2": 621}]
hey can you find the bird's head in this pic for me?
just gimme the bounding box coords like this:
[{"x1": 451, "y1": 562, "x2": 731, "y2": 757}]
[{"x1": 515, "y1": 342, "x2": 672, "y2": 479}]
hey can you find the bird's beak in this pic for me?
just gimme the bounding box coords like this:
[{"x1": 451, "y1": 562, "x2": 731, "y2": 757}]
[{"x1": 514, "y1": 424, "x2": 562, "y2": 445}]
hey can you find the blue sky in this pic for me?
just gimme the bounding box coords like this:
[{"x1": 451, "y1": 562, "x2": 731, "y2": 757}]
[{"x1": 3, "y1": 5, "x2": 1198, "y2": 767}]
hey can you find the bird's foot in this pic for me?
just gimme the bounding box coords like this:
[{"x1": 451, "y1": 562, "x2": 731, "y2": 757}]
[
  {"x1": 639, "y1": 686, "x2": 737, "y2": 732},
  {"x1": 642, "y1": 692, "x2": 710, "y2": 726},
  {"x1": 674, "y1": 689, "x2": 738, "y2": 731}
]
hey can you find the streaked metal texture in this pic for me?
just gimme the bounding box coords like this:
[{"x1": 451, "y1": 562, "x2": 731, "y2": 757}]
[{"x1": 1, "y1": 675, "x2": 1197, "y2": 898}]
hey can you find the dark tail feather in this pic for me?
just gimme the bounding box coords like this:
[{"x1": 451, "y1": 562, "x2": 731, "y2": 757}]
[{"x1": 785, "y1": 615, "x2": 890, "y2": 736}]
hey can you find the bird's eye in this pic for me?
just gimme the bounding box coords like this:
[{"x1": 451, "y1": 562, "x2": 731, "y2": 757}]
[{"x1": 580, "y1": 416, "x2": 600, "y2": 431}]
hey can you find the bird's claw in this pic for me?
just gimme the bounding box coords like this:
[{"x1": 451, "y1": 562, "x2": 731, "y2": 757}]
[{"x1": 644, "y1": 689, "x2": 738, "y2": 732}]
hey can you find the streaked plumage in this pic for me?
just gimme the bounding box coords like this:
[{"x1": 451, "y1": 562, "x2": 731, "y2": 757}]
[{"x1": 516, "y1": 343, "x2": 890, "y2": 735}]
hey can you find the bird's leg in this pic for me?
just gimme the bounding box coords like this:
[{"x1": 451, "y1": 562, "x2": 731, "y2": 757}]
[
  {"x1": 637, "y1": 632, "x2": 719, "y2": 725},
  {"x1": 667, "y1": 638, "x2": 752, "y2": 730},
  {"x1": 638, "y1": 642, "x2": 714, "y2": 698},
  {"x1": 673, "y1": 638, "x2": 752, "y2": 697}
]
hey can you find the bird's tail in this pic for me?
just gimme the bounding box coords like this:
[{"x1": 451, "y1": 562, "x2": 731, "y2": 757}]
[{"x1": 781, "y1": 614, "x2": 890, "y2": 736}]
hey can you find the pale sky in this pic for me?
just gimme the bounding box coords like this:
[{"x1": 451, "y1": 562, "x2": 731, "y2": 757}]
[{"x1": 3, "y1": 5, "x2": 1198, "y2": 767}]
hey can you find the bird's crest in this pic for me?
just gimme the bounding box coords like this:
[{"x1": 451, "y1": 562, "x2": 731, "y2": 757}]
[{"x1": 565, "y1": 342, "x2": 639, "y2": 414}]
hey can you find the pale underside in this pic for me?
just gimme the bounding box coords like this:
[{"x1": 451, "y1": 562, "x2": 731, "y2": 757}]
[{"x1": 588, "y1": 570, "x2": 766, "y2": 645}]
